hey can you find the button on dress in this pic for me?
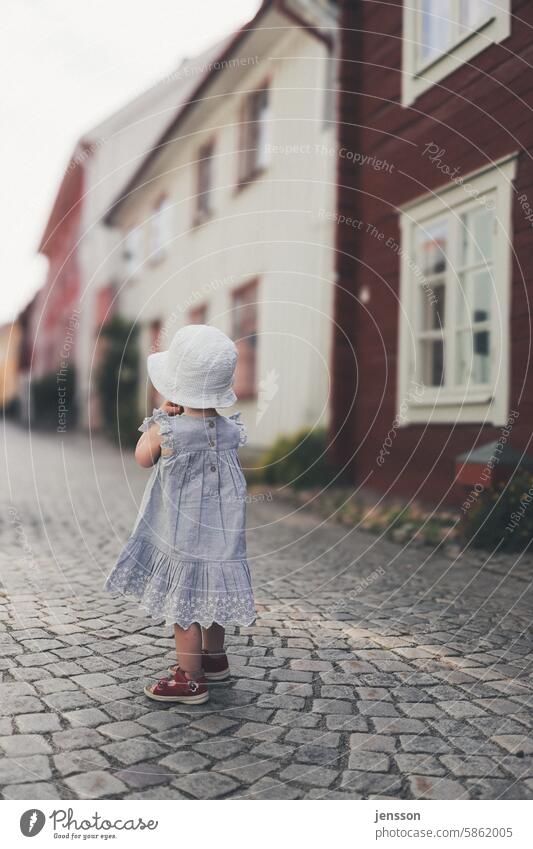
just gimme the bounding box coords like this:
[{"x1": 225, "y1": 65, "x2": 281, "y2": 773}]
[{"x1": 104, "y1": 410, "x2": 256, "y2": 628}]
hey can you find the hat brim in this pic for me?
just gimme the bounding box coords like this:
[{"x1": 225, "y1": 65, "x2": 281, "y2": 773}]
[{"x1": 147, "y1": 351, "x2": 237, "y2": 408}]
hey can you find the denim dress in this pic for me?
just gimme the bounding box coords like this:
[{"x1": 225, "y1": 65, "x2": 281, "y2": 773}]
[{"x1": 104, "y1": 410, "x2": 256, "y2": 628}]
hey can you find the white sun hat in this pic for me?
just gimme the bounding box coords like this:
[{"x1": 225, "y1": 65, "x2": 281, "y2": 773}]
[{"x1": 147, "y1": 324, "x2": 237, "y2": 408}]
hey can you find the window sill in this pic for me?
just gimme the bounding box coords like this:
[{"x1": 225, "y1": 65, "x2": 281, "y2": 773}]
[
  {"x1": 235, "y1": 166, "x2": 267, "y2": 195},
  {"x1": 414, "y1": 16, "x2": 495, "y2": 78},
  {"x1": 192, "y1": 210, "x2": 213, "y2": 229}
]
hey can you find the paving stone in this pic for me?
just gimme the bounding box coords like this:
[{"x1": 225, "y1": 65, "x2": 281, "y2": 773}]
[
  {"x1": 357, "y1": 700, "x2": 399, "y2": 717},
  {"x1": 216, "y1": 753, "x2": 278, "y2": 783},
  {"x1": 52, "y1": 728, "x2": 106, "y2": 751},
  {"x1": 115, "y1": 762, "x2": 174, "y2": 789},
  {"x1": 251, "y1": 741, "x2": 295, "y2": 759},
  {"x1": 438, "y1": 700, "x2": 487, "y2": 718},
  {"x1": 235, "y1": 722, "x2": 283, "y2": 743},
  {"x1": 102, "y1": 738, "x2": 167, "y2": 765},
  {"x1": 440, "y1": 754, "x2": 504, "y2": 778},
  {"x1": 54, "y1": 749, "x2": 111, "y2": 776},
  {"x1": 341, "y1": 771, "x2": 402, "y2": 796},
  {"x1": 0, "y1": 734, "x2": 52, "y2": 756},
  {"x1": 348, "y1": 750, "x2": 390, "y2": 772},
  {"x1": 98, "y1": 720, "x2": 149, "y2": 740},
  {"x1": 2, "y1": 782, "x2": 63, "y2": 800},
  {"x1": 272, "y1": 709, "x2": 321, "y2": 728},
  {"x1": 71, "y1": 672, "x2": 116, "y2": 688},
  {"x1": 491, "y1": 734, "x2": 533, "y2": 754},
  {"x1": 372, "y1": 717, "x2": 427, "y2": 735},
  {"x1": 326, "y1": 715, "x2": 368, "y2": 732},
  {"x1": 0, "y1": 695, "x2": 44, "y2": 715},
  {"x1": 63, "y1": 708, "x2": 109, "y2": 728},
  {"x1": 0, "y1": 755, "x2": 51, "y2": 784},
  {"x1": 279, "y1": 763, "x2": 337, "y2": 788},
  {"x1": 15, "y1": 713, "x2": 62, "y2": 733},
  {"x1": 65, "y1": 770, "x2": 127, "y2": 798},
  {"x1": 152, "y1": 727, "x2": 205, "y2": 748},
  {"x1": 257, "y1": 694, "x2": 306, "y2": 710},
  {"x1": 193, "y1": 737, "x2": 247, "y2": 760},
  {"x1": 245, "y1": 777, "x2": 304, "y2": 799},
  {"x1": 466, "y1": 778, "x2": 533, "y2": 800},
  {"x1": 395, "y1": 754, "x2": 446, "y2": 775},
  {"x1": 286, "y1": 728, "x2": 341, "y2": 748},
  {"x1": 400, "y1": 735, "x2": 453, "y2": 754},
  {"x1": 409, "y1": 774, "x2": 470, "y2": 800},
  {"x1": 295, "y1": 745, "x2": 340, "y2": 767},
  {"x1": 158, "y1": 751, "x2": 210, "y2": 774},
  {"x1": 172, "y1": 771, "x2": 240, "y2": 799},
  {"x1": 43, "y1": 691, "x2": 95, "y2": 711},
  {"x1": 190, "y1": 715, "x2": 238, "y2": 734},
  {"x1": 312, "y1": 698, "x2": 353, "y2": 715},
  {"x1": 270, "y1": 668, "x2": 314, "y2": 683}
]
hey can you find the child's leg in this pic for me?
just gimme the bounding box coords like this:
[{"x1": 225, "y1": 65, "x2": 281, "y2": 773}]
[
  {"x1": 174, "y1": 623, "x2": 202, "y2": 679},
  {"x1": 202, "y1": 622, "x2": 225, "y2": 654}
]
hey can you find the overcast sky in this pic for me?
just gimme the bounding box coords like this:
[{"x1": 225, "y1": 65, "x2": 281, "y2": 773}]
[{"x1": 0, "y1": 0, "x2": 261, "y2": 324}]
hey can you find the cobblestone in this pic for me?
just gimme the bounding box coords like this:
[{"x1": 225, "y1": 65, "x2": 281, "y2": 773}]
[{"x1": 0, "y1": 423, "x2": 531, "y2": 800}]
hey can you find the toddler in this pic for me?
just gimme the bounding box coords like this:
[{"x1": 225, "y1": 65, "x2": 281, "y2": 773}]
[{"x1": 105, "y1": 324, "x2": 256, "y2": 704}]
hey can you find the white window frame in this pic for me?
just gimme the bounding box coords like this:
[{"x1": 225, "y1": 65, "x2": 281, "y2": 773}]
[
  {"x1": 402, "y1": 0, "x2": 511, "y2": 106},
  {"x1": 123, "y1": 225, "x2": 143, "y2": 279},
  {"x1": 149, "y1": 196, "x2": 173, "y2": 263},
  {"x1": 397, "y1": 153, "x2": 517, "y2": 426}
]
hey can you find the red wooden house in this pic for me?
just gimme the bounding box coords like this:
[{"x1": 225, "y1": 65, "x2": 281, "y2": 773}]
[{"x1": 331, "y1": 0, "x2": 533, "y2": 505}]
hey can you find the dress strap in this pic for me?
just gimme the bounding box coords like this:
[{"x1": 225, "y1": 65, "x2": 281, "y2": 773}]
[
  {"x1": 228, "y1": 412, "x2": 247, "y2": 446},
  {"x1": 139, "y1": 408, "x2": 175, "y2": 455}
]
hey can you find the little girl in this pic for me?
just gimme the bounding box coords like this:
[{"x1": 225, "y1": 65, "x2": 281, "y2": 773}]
[{"x1": 104, "y1": 324, "x2": 256, "y2": 704}]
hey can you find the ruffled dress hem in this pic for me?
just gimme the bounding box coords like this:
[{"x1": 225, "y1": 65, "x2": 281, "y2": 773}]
[{"x1": 105, "y1": 537, "x2": 256, "y2": 629}]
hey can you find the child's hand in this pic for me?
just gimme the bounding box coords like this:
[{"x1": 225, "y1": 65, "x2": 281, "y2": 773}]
[{"x1": 160, "y1": 400, "x2": 183, "y2": 416}]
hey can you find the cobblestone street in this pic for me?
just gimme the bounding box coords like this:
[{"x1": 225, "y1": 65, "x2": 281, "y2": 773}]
[{"x1": 0, "y1": 422, "x2": 532, "y2": 800}]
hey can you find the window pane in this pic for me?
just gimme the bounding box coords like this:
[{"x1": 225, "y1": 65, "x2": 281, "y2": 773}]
[
  {"x1": 461, "y1": 207, "x2": 493, "y2": 266},
  {"x1": 472, "y1": 269, "x2": 491, "y2": 323},
  {"x1": 457, "y1": 269, "x2": 492, "y2": 326},
  {"x1": 455, "y1": 329, "x2": 471, "y2": 385},
  {"x1": 473, "y1": 330, "x2": 490, "y2": 383},
  {"x1": 455, "y1": 328, "x2": 490, "y2": 385},
  {"x1": 422, "y1": 281, "x2": 445, "y2": 330},
  {"x1": 419, "y1": 0, "x2": 453, "y2": 64},
  {"x1": 417, "y1": 220, "x2": 447, "y2": 275},
  {"x1": 460, "y1": 0, "x2": 491, "y2": 29},
  {"x1": 421, "y1": 337, "x2": 444, "y2": 386}
]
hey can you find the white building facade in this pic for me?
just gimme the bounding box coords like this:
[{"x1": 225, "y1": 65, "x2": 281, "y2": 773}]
[{"x1": 106, "y1": 0, "x2": 338, "y2": 447}]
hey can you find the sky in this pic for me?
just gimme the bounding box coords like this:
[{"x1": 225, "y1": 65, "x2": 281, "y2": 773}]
[{"x1": 0, "y1": 0, "x2": 261, "y2": 324}]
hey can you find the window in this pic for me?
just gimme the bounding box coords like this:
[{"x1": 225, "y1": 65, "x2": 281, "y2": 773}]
[
  {"x1": 188, "y1": 303, "x2": 208, "y2": 325},
  {"x1": 195, "y1": 142, "x2": 215, "y2": 222},
  {"x1": 231, "y1": 280, "x2": 258, "y2": 398},
  {"x1": 238, "y1": 83, "x2": 270, "y2": 185},
  {"x1": 149, "y1": 196, "x2": 173, "y2": 263},
  {"x1": 397, "y1": 154, "x2": 517, "y2": 425},
  {"x1": 402, "y1": 1, "x2": 511, "y2": 105},
  {"x1": 123, "y1": 226, "x2": 143, "y2": 278}
]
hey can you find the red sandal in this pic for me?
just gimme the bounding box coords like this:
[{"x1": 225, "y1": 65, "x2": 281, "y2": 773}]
[
  {"x1": 169, "y1": 650, "x2": 230, "y2": 681},
  {"x1": 144, "y1": 669, "x2": 209, "y2": 704}
]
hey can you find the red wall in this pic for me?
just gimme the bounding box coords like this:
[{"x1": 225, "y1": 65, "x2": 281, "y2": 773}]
[
  {"x1": 332, "y1": 0, "x2": 533, "y2": 505},
  {"x1": 32, "y1": 160, "x2": 85, "y2": 379}
]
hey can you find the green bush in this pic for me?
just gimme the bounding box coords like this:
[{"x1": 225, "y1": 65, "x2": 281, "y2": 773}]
[
  {"x1": 96, "y1": 317, "x2": 140, "y2": 446},
  {"x1": 31, "y1": 367, "x2": 77, "y2": 430},
  {"x1": 461, "y1": 471, "x2": 533, "y2": 553},
  {"x1": 258, "y1": 427, "x2": 338, "y2": 489}
]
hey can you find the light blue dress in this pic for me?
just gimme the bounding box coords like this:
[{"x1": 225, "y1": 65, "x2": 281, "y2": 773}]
[{"x1": 104, "y1": 410, "x2": 256, "y2": 628}]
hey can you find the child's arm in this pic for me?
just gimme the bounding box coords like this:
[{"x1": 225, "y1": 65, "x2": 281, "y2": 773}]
[{"x1": 134, "y1": 401, "x2": 183, "y2": 468}]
